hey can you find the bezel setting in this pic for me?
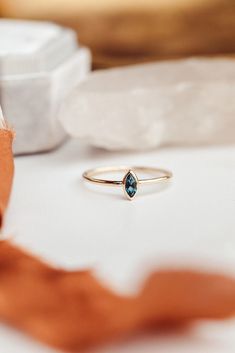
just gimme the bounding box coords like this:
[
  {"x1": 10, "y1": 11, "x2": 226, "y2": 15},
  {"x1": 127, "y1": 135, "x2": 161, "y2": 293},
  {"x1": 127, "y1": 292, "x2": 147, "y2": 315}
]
[{"x1": 123, "y1": 170, "x2": 139, "y2": 200}]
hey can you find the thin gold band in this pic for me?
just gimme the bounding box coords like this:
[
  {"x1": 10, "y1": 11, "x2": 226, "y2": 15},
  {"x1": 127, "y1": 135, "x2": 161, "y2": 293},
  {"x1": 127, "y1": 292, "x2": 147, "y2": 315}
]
[
  {"x1": 83, "y1": 166, "x2": 172, "y2": 200},
  {"x1": 83, "y1": 166, "x2": 172, "y2": 186}
]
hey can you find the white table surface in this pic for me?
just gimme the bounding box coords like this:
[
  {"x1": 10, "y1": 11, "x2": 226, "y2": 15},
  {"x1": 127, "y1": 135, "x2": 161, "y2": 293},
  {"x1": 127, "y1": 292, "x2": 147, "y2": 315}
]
[{"x1": 1, "y1": 139, "x2": 235, "y2": 352}]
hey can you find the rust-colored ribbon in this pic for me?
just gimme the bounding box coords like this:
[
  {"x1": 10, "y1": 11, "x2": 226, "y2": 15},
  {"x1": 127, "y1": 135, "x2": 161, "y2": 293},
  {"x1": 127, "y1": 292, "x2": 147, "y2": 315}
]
[{"x1": 0, "y1": 127, "x2": 235, "y2": 351}]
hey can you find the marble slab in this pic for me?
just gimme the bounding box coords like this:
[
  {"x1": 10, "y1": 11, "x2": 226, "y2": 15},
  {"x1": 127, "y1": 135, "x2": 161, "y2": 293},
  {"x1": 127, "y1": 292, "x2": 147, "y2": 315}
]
[{"x1": 0, "y1": 20, "x2": 91, "y2": 154}]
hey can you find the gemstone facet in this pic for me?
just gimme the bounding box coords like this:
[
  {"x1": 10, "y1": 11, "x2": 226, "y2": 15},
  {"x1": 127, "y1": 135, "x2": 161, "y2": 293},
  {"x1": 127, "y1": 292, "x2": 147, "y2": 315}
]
[{"x1": 123, "y1": 171, "x2": 138, "y2": 199}]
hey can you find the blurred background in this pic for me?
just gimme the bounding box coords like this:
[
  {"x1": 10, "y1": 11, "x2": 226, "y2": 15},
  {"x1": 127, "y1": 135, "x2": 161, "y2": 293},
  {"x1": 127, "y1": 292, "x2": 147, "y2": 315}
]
[{"x1": 1, "y1": 0, "x2": 235, "y2": 69}]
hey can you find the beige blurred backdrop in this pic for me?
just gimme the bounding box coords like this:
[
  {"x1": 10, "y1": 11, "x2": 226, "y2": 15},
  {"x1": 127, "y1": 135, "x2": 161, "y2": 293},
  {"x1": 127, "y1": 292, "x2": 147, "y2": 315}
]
[{"x1": 1, "y1": 0, "x2": 235, "y2": 68}]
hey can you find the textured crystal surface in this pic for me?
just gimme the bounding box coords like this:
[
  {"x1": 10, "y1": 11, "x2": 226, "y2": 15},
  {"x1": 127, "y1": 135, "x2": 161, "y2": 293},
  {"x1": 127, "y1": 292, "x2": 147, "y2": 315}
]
[
  {"x1": 125, "y1": 172, "x2": 137, "y2": 198},
  {"x1": 60, "y1": 58, "x2": 235, "y2": 151}
]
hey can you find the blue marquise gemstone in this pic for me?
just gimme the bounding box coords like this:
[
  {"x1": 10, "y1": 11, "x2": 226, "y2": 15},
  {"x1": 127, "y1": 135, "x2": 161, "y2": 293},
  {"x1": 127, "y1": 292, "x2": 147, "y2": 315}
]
[{"x1": 125, "y1": 172, "x2": 137, "y2": 198}]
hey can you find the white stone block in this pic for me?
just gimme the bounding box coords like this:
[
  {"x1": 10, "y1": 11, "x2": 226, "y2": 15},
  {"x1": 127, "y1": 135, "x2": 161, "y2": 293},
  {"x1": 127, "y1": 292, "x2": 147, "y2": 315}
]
[
  {"x1": 0, "y1": 19, "x2": 91, "y2": 154},
  {"x1": 60, "y1": 59, "x2": 235, "y2": 150},
  {"x1": 0, "y1": 106, "x2": 5, "y2": 129}
]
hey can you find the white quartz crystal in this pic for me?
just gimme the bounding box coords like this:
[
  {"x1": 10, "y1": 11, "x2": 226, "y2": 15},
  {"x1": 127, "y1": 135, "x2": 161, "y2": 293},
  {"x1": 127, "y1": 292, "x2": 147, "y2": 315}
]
[
  {"x1": 60, "y1": 58, "x2": 235, "y2": 150},
  {"x1": 0, "y1": 20, "x2": 91, "y2": 154}
]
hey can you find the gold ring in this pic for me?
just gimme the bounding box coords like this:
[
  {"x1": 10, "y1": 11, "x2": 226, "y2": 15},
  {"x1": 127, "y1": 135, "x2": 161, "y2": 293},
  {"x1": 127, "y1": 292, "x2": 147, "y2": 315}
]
[{"x1": 82, "y1": 166, "x2": 173, "y2": 200}]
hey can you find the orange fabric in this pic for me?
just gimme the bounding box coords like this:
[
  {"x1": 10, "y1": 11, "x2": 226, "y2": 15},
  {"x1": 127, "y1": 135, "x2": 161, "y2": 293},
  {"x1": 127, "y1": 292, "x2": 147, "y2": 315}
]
[
  {"x1": 0, "y1": 242, "x2": 235, "y2": 351},
  {"x1": 0, "y1": 128, "x2": 235, "y2": 351},
  {"x1": 0, "y1": 129, "x2": 14, "y2": 227}
]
